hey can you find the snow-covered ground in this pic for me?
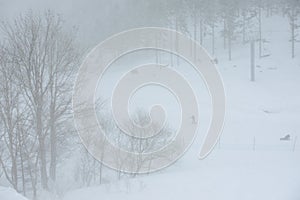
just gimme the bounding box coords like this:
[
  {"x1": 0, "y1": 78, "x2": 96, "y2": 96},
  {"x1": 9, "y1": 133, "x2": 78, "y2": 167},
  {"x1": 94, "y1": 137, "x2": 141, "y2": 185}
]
[
  {"x1": 63, "y1": 151, "x2": 300, "y2": 200},
  {"x1": 61, "y1": 15, "x2": 300, "y2": 200},
  {"x1": 0, "y1": 187, "x2": 28, "y2": 200}
]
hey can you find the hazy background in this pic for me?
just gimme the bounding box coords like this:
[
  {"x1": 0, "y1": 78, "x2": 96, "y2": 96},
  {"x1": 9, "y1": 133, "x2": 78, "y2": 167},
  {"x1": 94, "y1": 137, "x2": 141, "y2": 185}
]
[{"x1": 0, "y1": 0, "x2": 165, "y2": 47}]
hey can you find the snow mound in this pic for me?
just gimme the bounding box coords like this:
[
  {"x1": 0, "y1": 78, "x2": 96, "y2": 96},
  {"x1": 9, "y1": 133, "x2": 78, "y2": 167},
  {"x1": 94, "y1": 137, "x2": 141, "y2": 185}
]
[{"x1": 0, "y1": 187, "x2": 28, "y2": 200}]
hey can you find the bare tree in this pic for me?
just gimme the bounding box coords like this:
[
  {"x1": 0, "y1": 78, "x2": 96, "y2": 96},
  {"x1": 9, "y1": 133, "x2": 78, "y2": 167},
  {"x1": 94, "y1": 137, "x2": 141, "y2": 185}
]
[
  {"x1": 0, "y1": 48, "x2": 22, "y2": 192},
  {"x1": 1, "y1": 10, "x2": 80, "y2": 190},
  {"x1": 106, "y1": 110, "x2": 177, "y2": 177}
]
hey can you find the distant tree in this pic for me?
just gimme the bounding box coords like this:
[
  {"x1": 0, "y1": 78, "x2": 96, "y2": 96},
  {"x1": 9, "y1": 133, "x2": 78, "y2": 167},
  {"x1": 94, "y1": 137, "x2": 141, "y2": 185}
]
[
  {"x1": 166, "y1": 0, "x2": 189, "y2": 65},
  {"x1": 240, "y1": 1, "x2": 257, "y2": 44},
  {"x1": 283, "y1": 0, "x2": 300, "y2": 58},
  {"x1": 203, "y1": 0, "x2": 220, "y2": 55},
  {"x1": 219, "y1": 0, "x2": 241, "y2": 60}
]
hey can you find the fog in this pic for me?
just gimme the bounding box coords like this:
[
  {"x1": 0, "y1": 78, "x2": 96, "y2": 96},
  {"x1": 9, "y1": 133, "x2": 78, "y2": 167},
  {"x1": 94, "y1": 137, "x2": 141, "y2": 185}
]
[{"x1": 0, "y1": 0, "x2": 299, "y2": 200}]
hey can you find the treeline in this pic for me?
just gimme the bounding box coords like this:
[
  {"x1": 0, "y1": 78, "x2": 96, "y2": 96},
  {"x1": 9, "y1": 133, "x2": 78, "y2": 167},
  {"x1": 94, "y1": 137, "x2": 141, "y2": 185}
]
[{"x1": 120, "y1": 0, "x2": 300, "y2": 58}]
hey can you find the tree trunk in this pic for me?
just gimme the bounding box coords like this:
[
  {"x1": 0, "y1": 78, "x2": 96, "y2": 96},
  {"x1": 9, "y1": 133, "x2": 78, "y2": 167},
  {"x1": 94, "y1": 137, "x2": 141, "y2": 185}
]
[
  {"x1": 212, "y1": 23, "x2": 215, "y2": 55},
  {"x1": 228, "y1": 20, "x2": 232, "y2": 61},
  {"x1": 37, "y1": 107, "x2": 48, "y2": 190},
  {"x1": 223, "y1": 18, "x2": 227, "y2": 49},
  {"x1": 243, "y1": 11, "x2": 246, "y2": 44},
  {"x1": 175, "y1": 17, "x2": 179, "y2": 66},
  {"x1": 228, "y1": 32, "x2": 232, "y2": 61},
  {"x1": 18, "y1": 131, "x2": 26, "y2": 196},
  {"x1": 291, "y1": 9, "x2": 295, "y2": 58},
  {"x1": 49, "y1": 98, "x2": 57, "y2": 182},
  {"x1": 250, "y1": 41, "x2": 255, "y2": 81},
  {"x1": 194, "y1": 15, "x2": 197, "y2": 61},
  {"x1": 199, "y1": 19, "x2": 203, "y2": 45},
  {"x1": 258, "y1": 6, "x2": 262, "y2": 58},
  {"x1": 99, "y1": 162, "x2": 103, "y2": 184}
]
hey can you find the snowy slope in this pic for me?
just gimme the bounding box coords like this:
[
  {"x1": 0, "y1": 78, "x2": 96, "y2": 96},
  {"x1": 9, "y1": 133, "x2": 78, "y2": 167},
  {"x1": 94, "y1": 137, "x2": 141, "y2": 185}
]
[
  {"x1": 0, "y1": 187, "x2": 28, "y2": 200},
  {"x1": 63, "y1": 151, "x2": 300, "y2": 200},
  {"x1": 62, "y1": 14, "x2": 300, "y2": 200}
]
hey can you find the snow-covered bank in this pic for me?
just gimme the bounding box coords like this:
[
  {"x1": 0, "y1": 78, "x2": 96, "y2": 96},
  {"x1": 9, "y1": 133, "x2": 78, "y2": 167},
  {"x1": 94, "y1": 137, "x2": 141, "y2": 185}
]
[{"x1": 0, "y1": 187, "x2": 28, "y2": 200}]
